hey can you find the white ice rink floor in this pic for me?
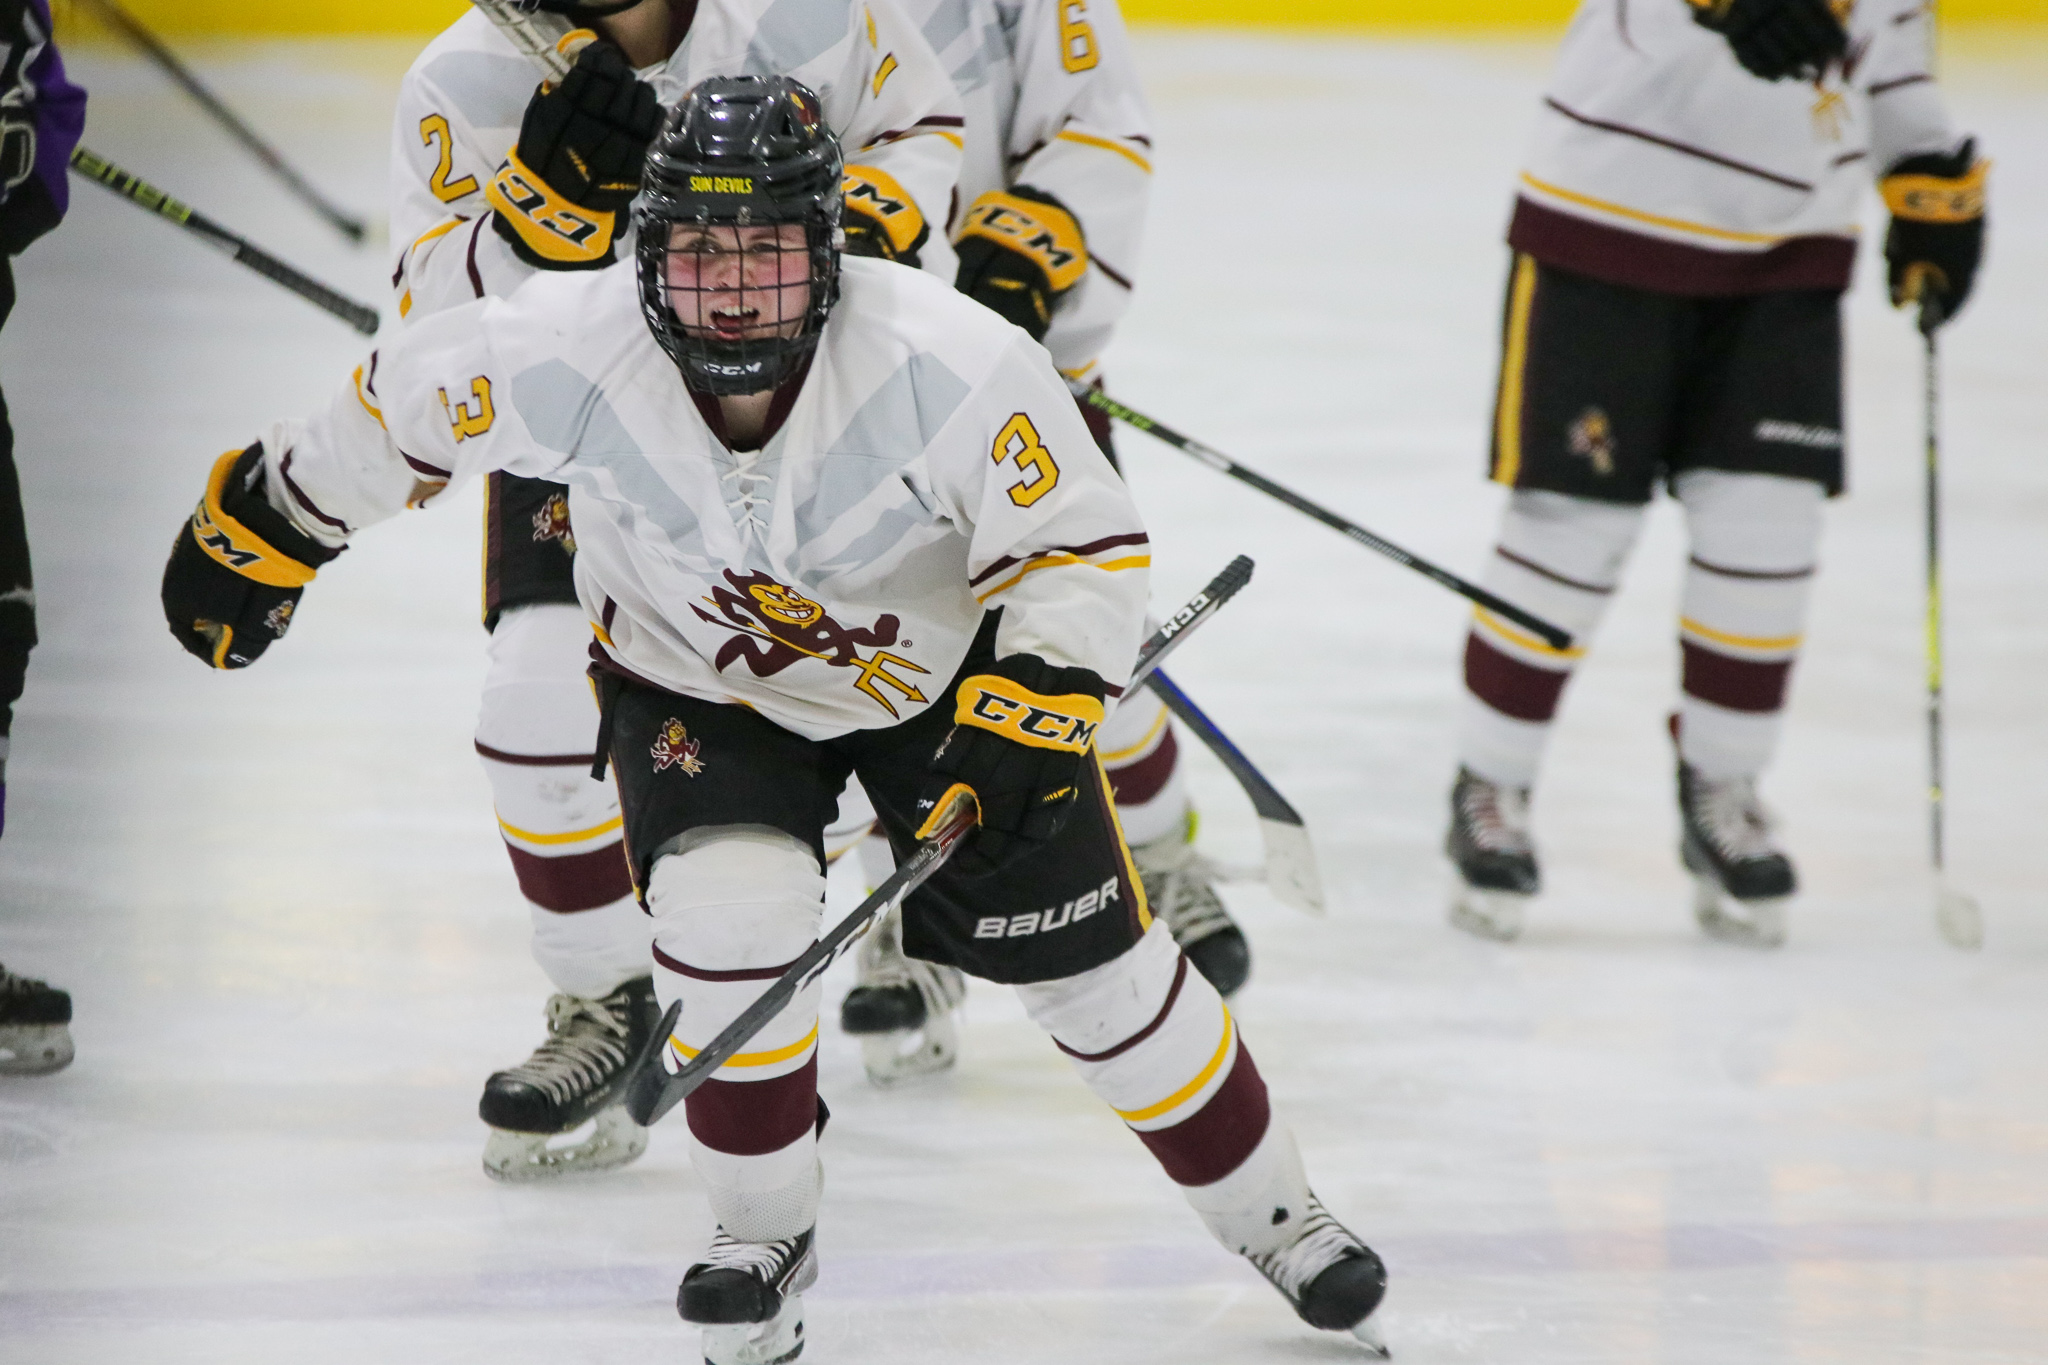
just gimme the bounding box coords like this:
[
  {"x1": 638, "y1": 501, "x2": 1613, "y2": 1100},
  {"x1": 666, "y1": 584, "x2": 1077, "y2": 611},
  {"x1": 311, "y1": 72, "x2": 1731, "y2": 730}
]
[{"x1": 2, "y1": 28, "x2": 2045, "y2": 1364}]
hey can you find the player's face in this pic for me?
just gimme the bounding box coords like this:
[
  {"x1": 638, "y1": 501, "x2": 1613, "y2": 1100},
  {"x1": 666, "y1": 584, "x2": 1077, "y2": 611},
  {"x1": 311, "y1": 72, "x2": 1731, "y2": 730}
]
[{"x1": 664, "y1": 223, "x2": 812, "y2": 342}]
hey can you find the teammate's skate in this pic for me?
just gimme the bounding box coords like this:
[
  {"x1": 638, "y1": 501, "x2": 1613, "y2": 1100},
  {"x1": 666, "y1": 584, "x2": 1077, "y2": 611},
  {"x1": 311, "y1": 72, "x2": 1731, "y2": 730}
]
[
  {"x1": 1678, "y1": 761, "x2": 1794, "y2": 948},
  {"x1": 838, "y1": 904, "x2": 965, "y2": 1085},
  {"x1": 1132, "y1": 814, "x2": 1251, "y2": 997},
  {"x1": 0, "y1": 962, "x2": 73, "y2": 1075},
  {"x1": 678, "y1": 1226, "x2": 818, "y2": 1365},
  {"x1": 1446, "y1": 766, "x2": 1539, "y2": 941},
  {"x1": 479, "y1": 975, "x2": 658, "y2": 1180}
]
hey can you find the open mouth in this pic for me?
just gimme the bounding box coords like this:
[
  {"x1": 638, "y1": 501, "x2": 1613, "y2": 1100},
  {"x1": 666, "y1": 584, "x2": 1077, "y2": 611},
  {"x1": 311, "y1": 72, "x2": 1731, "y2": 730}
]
[{"x1": 709, "y1": 305, "x2": 762, "y2": 339}]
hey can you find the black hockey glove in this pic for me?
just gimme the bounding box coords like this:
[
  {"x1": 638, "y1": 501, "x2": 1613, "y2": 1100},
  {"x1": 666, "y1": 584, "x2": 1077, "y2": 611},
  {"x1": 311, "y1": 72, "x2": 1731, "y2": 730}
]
[
  {"x1": 917, "y1": 653, "x2": 1107, "y2": 878},
  {"x1": 487, "y1": 36, "x2": 660, "y2": 271},
  {"x1": 1688, "y1": 0, "x2": 1846, "y2": 82},
  {"x1": 162, "y1": 444, "x2": 341, "y2": 669},
  {"x1": 842, "y1": 163, "x2": 931, "y2": 267},
  {"x1": 1882, "y1": 140, "x2": 1987, "y2": 329},
  {"x1": 953, "y1": 186, "x2": 1088, "y2": 343}
]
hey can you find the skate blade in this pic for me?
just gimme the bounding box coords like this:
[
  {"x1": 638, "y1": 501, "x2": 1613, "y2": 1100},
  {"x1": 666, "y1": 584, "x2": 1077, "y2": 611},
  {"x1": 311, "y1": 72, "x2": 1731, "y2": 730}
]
[
  {"x1": 701, "y1": 1293, "x2": 805, "y2": 1365},
  {"x1": 1936, "y1": 883, "x2": 1983, "y2": 951},
  {"x1": 858, "y1": 1013, "x2": 959, "y2": 1088},
  {"x1": 1349, "y1": 1311, "x2": 1391, "y2": 1358},
  {"x1": 1691, "y1": 879, "x2": 1787, "y2": 949},
  {"x1": 1448, "y1": 886, "x2": 1526, "y2": 942},
  {"x1": 482, "y1": 1103, "x2": 648, "y2": 1182},
  {"x1": 0, "y1": 1023, "x2": 75, "y2": 1076}
]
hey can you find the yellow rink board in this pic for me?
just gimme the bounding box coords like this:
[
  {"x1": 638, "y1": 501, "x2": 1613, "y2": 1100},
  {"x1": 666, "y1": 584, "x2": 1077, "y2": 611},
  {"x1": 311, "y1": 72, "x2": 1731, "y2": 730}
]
[{"x1": 50, "y1": 0, "x2": 2048, "y2": 36}]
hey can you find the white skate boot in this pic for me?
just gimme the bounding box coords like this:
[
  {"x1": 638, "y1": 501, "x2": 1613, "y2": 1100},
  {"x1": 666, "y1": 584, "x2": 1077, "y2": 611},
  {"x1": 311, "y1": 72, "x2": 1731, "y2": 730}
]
[
  {"x1": 0, "y1": 962, "x2": 73, "y2": 1075},
  {"x1": 677, "y1": 1226, "x2": 818, "y2": 1365},
  {"x1": 1445, "y1": 766, "x2": 1539, "y2": 941},
  {"x1": 837, "y1": 903, "x2": 965, "y2": 1086},
  {"x1": 478, "y1": 976, "x2": 657, "y2": 1181},
  {"x1": 1247, "y1": 1196, "x2": 1391, "y2": 1356},
  {"x1": 1678, "y1": 761, "x2": 1794, "y2": 948}
]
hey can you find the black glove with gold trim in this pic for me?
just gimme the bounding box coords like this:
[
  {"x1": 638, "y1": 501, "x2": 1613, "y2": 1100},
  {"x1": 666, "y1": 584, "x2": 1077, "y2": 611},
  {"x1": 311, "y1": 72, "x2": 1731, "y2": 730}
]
[
  {"x1": 162, "y1": 444, "x2": 341, "y2": 669},
  {"x1": 1883, "y1": 140, "x2": 1987, "y2": 328},
  {"x1": 842, "y1": 163, "x2": 931, "y2": 266},
  {"x1": 1688, "y1": 0, "x2": 1846, "y2": 82},
  {"x1": 487, "y1": 36, "x2": 660, "y2": 271},
  {"x1": 953, "y1": 185, "x2": 1087, "y2": 343},
  {"x1": 918, "y1": 652, "x2": 1107, "y2": 877}
]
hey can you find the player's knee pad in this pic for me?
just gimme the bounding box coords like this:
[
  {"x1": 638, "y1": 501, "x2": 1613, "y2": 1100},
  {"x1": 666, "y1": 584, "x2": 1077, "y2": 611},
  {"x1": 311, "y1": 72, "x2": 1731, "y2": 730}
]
[
  {"x1": 646, "y1": 828, "x2": 826, "y2": 1069},
  {"x1": 1017, "y1": 921, "x2": 1260, "y2": 1163},
  {"x1": 477, "y1": 602, "x2": 604, "y2": 756},
  {"x1": 1486, "y1": 490, "x2": 1646, "y2": 638},
  {"x1": 528, "y1": 894, "x2": 648, "y2": 1000}
]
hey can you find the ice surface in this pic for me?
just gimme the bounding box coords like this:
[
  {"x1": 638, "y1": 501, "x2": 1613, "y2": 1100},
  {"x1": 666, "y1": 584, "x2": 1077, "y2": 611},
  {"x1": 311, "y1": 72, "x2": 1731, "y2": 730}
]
[{"x1": 1, "y1": 30, "x2": 2044, "y2": 1364}]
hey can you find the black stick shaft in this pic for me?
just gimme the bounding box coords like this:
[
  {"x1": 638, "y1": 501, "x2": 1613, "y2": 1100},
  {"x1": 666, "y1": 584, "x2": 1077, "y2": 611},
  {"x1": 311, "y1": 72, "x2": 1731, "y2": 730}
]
[
  {"x1": 79, "y1": 0, "x2": 367, "y2": 244},
  {"x1": 1087, "y1": 390, "x2": 1575, "y2": 652},
  {"x1": 1922, "y1": 297, "x2": 1946, "y2": 872},
  {"x1": 69, "y1": 147, "x2": 380, "y2": 336}
]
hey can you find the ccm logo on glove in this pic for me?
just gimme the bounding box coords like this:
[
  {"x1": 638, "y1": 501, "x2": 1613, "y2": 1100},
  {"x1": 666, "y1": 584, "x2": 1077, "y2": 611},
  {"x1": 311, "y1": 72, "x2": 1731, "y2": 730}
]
[{"x1": 956, "y1": 673, "x2": 1103, "y2": 752}]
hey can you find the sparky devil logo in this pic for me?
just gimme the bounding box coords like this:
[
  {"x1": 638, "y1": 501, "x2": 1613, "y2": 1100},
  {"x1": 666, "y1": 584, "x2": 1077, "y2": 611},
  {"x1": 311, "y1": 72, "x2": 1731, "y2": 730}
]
[
  {"x1": 651, "y1": 718, "x2": 706, "y2": 776},
  {"x1": 531, "y1": 492, "x2": 575, "y2": 553},
  {"x1": 690, "y1": 569, "x2": 930, "y2": 718}
]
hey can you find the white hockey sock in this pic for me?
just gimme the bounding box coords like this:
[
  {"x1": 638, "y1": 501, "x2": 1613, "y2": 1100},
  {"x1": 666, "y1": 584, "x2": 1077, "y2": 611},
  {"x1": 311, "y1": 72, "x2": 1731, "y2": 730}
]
[
  {"x1": 1673, "y1": 470, "x2": 1823, "y2": 779},
  {"x1": 1458, "y1": 491, "x2": 1646, "y2": 788},
  {"x1": 1097, "y1": 688, "x2": 1189, "y2": 848},
  {"x1": 647, "y1": 831, "x2": 826, "y2": 1242},
  {"x1": 1182, "y1": 1121, "x2": 1312, "y2": 1258},
  {"x1": 477, "y1": 604, "x2": 641, "y2": 995}
]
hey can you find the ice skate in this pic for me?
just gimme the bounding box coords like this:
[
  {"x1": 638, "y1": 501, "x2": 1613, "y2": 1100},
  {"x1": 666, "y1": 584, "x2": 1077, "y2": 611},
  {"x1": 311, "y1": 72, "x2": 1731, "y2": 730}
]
[
  {"x1": 1445, "y1": 767, "x2": 1538, "y2": 942},
  {"x1": 479, "y1": 975, "x2": 657, "y2": 1181},
  {"x1": 1133, "y1": 812, "x2": 1251, "y2": 997},
  {"x1": 1246, "y1": 1195, "x2": 1390, "y2": 1356},
  {"x1": 1677, "y1": 762, "x2": 1794, "y2": 948},
  {"x1": 838, "y1": 904, "x2": 965, "y2": 1086},
  {"x1": 0, "y1": 962, "x2": 73, "y2": 1076},
  {"x1": 678, "y1": 1226, "x2": 817, "y2": 1365}
]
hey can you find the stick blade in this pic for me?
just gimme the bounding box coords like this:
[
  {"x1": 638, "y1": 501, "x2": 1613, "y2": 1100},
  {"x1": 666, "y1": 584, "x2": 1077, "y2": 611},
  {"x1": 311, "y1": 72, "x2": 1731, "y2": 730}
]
[
  {"x1": 623, "y1": 998, "x2": 683, "y2": 1127},
  {"x1": 1935, "y1": 882, "x2": 1983, "y2": 951},
  {"x1": 1259, "y1": 817, "x2": 1326, "y2": 915}
]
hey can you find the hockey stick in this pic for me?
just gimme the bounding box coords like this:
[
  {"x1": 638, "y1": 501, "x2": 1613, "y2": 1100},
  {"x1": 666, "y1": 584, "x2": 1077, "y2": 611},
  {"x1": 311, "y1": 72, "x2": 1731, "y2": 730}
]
[
  {"x1": 76, "y1": 0, "x2": 367, "y2": 244},
  {"x1": 1087, "y1": 390, "x2": 1575, "y2": 651},
  {"x1": 1920, "y1": 296, "x2": 1981, "y2": 950},
  {"x1": 624, "y1": 557, "x2": 1254, "y2": 1127},
  {"x1": 1145, "y1": 668, "x2": 1325, "y2": 915},
  {"x1": 471, "y1": 0, "x2": 578, "y2": 79},
  {"x1": 68, "y1": 147, "x2": 380, "y2": 336}
]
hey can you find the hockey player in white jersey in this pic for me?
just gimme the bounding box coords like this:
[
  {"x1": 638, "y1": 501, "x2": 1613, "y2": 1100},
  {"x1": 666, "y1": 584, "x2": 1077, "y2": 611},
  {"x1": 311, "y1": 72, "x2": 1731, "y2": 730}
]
[
  {"x1": 383, "y1": 0, "x2": 963, "y2": 1176},
  {"x1": 161, "y1": 77, "x2": 1390, "y2": 1362},
  {"x1": 1447, "y1": 0, "x2": 1986, "y2": 945},
  {"x1": 837, "y1": 0, "x2": 1252, "y2": 1087}
]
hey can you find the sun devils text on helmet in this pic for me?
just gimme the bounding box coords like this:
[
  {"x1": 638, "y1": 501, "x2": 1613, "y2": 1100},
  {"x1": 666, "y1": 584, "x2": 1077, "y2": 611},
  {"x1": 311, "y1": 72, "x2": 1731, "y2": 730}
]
[{"x1": 636, "y1": 76, "x2": 844, "y2": 397}]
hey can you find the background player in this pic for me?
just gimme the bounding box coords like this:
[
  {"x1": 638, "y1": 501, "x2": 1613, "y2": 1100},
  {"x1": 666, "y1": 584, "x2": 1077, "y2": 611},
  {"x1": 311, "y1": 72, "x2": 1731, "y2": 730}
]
[
  {"x1": 1446, "y1": 0, "x2": 1986, "y2": 945},
  {"x1": 0, "y1": 0, "x2": 82, "y2": 1078},
  {"x1": 381, "y1": 0, "x2": 961, "y2": 1177},
  {"x1": 839, "y1": 0, "x2": 1252, "y2": 1088},
  {"x1": 159, "y1": 76, "x2": 1391, "y2": 1364}
]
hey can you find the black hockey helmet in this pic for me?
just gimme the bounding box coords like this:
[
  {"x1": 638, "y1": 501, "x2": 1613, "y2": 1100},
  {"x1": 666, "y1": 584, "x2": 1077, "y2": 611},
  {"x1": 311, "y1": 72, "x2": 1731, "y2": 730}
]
[
  {"x1": 635, "y1": 76, "x2": 844, "y2": 396},
  {"x1": 522, "y1": 0, "x2": 646, "y2": 18}
]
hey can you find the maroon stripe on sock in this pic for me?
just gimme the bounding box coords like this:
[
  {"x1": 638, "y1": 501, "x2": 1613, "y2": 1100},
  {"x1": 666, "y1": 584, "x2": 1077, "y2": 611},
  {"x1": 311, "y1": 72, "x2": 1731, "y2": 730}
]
[
  {"x1": 1463, "y1": 633, "x2": 1570, "y2": 722},
  {"x1": 504, "y1": 841, "x2": 634, "y2": 913},
  {"x1": 475, "y1": 741, "x2": 598, "y2": 766},
  {"x1": 1496, "y1": 546, "x2": 1612, "y2": 595},
  {"x1": 1133, "y1": 1043, "x2": 1272, "y2": 1188},
  {"x1": 1056, "y1": 954, "x2": 1188, "y2": 1063},
  {"x1": 1687, "y1": 555, "x2": 1814, "y2": 581},
  {"x1": 685, "y1": 1057, "x2": 819, "y2": 1157},
  {"x1": 1106, "y1": 725, "x2": 1178, "y2": 806},
  {"x1": 652, "y1": 942, "x2": 807, "y2": 982},
  {"x1": 1680, "y1": 641, "x2": 1793, "y2": 713}
]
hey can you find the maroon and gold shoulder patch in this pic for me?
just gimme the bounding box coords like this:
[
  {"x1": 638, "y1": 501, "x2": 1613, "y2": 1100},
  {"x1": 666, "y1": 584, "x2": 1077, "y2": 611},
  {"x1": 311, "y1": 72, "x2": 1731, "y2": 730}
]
[
  {"x1": 532, "y1": 492, "x2": 575, "y2": 553},
  {"x1": 651, "y1": 718, "x2": 705, "y2": 776}
]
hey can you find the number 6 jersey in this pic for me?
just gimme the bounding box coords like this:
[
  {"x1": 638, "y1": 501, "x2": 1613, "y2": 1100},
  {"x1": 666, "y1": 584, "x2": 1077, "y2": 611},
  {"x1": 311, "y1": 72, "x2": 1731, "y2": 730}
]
[{"x1": 257, "y1": 257, "x2": 1151, "y2": 740}]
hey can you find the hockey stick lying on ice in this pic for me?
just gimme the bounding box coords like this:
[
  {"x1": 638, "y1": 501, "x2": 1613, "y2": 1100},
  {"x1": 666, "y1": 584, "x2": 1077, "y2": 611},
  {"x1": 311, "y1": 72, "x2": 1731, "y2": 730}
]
[
  {"x1": 68, "y1": 148, "x2": 380, "y2": 336},
  {"x1": 1144, "y1": 668, "x2": 1325, "y2": 915},
  {"x1": 624, "y1": 555, "x2": 1255, "y2": 1128},
  {"x1": 77, "y1": 0, "x2": 368, "y2": 244},
  {"x1": 1086, "y1": 390, "x2": 1575, "y2": 651},
  {"x1": 471, "y1": 0, "x2": 579, "y2": 79}
]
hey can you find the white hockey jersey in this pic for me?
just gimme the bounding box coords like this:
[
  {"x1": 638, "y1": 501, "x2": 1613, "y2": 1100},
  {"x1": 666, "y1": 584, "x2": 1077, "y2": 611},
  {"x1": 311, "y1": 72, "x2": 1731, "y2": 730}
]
[
  {"x1": 1510, "y1": 0, "x2": 1961, "y2": 294},
  {"x1": 390, "y1": 0, "x2": 965, "y2": 320},
  {"x1": 903, "y1": 0, "x2": 1151, "y2": 381},
  {"x1": 264, "y1": 258, "x2": 1151, "y2": 740}
]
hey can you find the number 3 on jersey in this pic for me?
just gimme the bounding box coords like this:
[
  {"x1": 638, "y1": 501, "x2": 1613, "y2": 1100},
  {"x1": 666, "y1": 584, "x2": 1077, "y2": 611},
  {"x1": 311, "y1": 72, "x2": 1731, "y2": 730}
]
[
  {"x1": 994, "y1": 413, "x2": 1059, "y2": 507},
  {"x1": 439, "y1": 377, "x2": 495, "y2": 441}
]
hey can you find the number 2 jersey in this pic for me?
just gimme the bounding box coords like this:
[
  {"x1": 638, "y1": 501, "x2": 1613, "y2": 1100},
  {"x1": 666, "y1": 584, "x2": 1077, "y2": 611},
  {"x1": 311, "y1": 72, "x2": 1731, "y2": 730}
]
[
  {"x1": 257, "y1": 257, "x2": 1151, "y2": 741},
  {"x1": 389, "y1": 0, "x2": 966, "y2": 320}
]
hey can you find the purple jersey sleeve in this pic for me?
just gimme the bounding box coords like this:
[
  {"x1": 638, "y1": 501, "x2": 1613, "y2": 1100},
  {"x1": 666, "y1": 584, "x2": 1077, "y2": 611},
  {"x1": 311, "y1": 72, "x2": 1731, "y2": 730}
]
[{"x1": 21, "y1": 0, "x2": 85, "y2": 222}]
